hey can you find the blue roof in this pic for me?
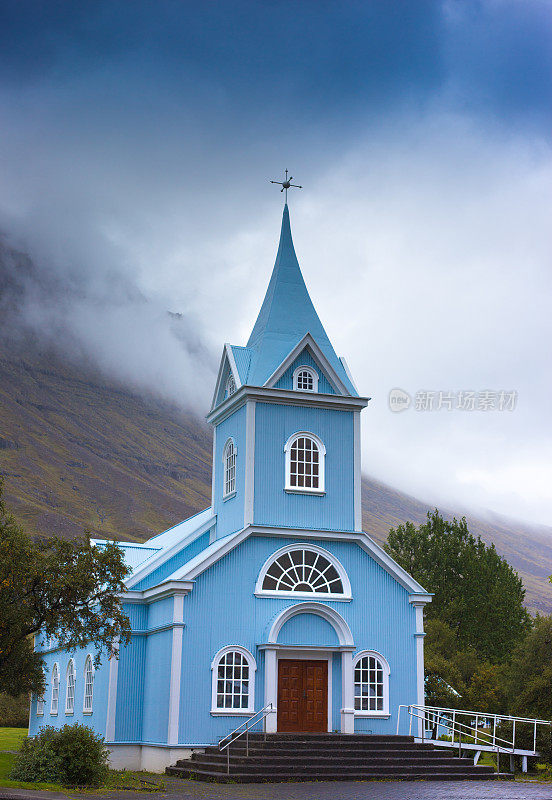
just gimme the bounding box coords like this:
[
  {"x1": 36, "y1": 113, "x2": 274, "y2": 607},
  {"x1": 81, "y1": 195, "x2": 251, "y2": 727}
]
[
  {"x1": 229, "y1": 345, "x2": 252, "y2": 384},
  {"x1": 245, "y1": 205, "x2": 357, "y2": 395}
]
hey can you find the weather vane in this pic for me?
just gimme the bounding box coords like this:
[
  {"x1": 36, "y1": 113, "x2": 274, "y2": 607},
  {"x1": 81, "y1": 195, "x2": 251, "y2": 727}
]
[{"x1": 270, "y1": 169, "x2": 302, "y2": 203}]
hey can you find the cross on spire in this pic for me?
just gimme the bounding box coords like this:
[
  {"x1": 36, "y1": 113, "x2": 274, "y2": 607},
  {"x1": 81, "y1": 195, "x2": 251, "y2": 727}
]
[{"x1": 269, "y1": 169, "x2": 302, "y2": 203}]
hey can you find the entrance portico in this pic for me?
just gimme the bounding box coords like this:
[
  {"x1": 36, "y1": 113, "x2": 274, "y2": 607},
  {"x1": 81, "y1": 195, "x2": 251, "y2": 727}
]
[{"x1": 261, "y1": 602, "x2": 356, "y2": 733}]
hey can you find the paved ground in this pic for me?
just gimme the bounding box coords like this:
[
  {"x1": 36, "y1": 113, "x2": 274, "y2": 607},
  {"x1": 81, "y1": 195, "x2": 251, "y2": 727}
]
[{"x1": 2, "y1": 777, "x2": 552, "y2": 800}]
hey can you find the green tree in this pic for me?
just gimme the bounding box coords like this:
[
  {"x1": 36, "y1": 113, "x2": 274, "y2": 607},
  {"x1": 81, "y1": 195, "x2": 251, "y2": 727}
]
[
  {"x1": 0, "y1": 479, "x2": 131, "y2": 696},
  {"x1": 505, "y1": 615, "x2": 552, "y2": 720},
  {"x1": 385, "y1": 510, "x2": 530, "y2": 662}
]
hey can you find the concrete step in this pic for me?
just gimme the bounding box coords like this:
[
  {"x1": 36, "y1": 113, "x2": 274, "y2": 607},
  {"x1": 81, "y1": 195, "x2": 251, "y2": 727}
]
[{"x1": 167, "y1": 765, "x2": 506, "y2": 783}]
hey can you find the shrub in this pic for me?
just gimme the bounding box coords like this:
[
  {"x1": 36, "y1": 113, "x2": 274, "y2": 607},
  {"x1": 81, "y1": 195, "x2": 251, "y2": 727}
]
[
  {"x1": 9, "y1": 724, "x2": 109, "y2": 787},
  {"x1": 0, "y1": 692, "x2": 29, "y2": 727}
]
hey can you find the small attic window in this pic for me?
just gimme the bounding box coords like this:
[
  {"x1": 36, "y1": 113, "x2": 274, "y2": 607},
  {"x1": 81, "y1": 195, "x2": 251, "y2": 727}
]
[
  {"x1": 225, "y1": 373, "x2": 236, "y2": 399},
  {"x1": 293, "y1": 366, "x2": 318, "y2": 392}
]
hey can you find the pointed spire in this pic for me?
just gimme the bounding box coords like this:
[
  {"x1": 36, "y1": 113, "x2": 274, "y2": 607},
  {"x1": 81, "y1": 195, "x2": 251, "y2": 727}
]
[{"x1": 246, "y1": 204, "x2": 357, "y2": 394}]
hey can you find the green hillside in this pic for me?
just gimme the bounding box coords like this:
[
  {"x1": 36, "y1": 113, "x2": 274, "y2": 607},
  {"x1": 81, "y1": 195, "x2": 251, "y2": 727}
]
[{"x1": 1, "y1": 343, "x2": 552, "y2": 613}]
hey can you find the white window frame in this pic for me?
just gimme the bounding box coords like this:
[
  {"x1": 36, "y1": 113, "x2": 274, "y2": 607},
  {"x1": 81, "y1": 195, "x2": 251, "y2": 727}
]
[
  {"x1": 293, "y1": 365, "x2": 319, "y2": 392},
  {"x1": 65, "y1": 659, "x2": 76, "y2": 715},
  {"x1": 225, "y1": 373, "x2": 236, "y2": 399},
  {"x1": 255, "y1": 543, "x2": 351, "y2": 600},
  {"x1": 50, "y1": 662, "x2": 60, "y2": 715},
  {"x1": 83, "y1": 655, "x2": 95, "y2": 714},
  {"x1": 222, "y1": 438, "x2": 237, "y2": 498},
  {"x1": 211, "y1": 646, "x2": 256, "y2": 715},
  {"x1": 36, "y1": 669, "x2": 46, "y2": 716},
  {"x1": 353, "y1": 650, "x2": 390, "y2": 717},
  {"x1": 284, "y1": 431, "x2": 326, "y2": 494}
]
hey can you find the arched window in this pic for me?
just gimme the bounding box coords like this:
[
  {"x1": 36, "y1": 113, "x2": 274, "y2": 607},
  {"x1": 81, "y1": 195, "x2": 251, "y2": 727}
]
[
  {"x1": 50, "y1": 663, "x2": 60, "y2": 715},
  {"x1": 353, "y1": 651, "x2": 390, "y2": 716},
  {"x1": 255, "y1": 544, "x2": 351, "y2": 599},
  {"x1": 225, "y1": 373, "x2": 236, "y2": 399},
  {"x1": 36, "y1": 669, "x2": 45, "y2": 716},
  {"x1": 211, "y1": 646, "x2": 256, "y2": 714},
  {"x1": 65, "y1": 659, "x2": 76, "y2": 715},
  {"x1": 223, "y1": 438, "x2": 236, "y2": 497},
  {"x1": 83, "y1": 655, "x2": 94, "y2": 714},
  {"x1": 284, "y1": 432, "x2": 326, "y2": 493},
  {"x1": 293, "y1": 365, "x2": 318, "y2": 392}
]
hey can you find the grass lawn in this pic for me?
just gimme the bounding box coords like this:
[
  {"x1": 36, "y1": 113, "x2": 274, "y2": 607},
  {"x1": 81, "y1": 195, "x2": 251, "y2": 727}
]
[{"x1": 0, "y1": 727, "x2": 165, "y2": 793}]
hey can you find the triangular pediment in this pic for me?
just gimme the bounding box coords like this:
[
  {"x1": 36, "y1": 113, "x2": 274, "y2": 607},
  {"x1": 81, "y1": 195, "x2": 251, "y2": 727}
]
[
  {"x1": 264, "y1": 333, "x2": 351, "y2": 396},
  {"x1": 210, "y1": 344, "x2": 242, "y2": 410}
]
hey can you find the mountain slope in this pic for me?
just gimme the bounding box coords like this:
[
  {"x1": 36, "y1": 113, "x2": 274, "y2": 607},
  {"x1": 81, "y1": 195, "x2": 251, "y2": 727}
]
[{"x1": 1, "y1": 344, "x2": 551, "y2": 613}]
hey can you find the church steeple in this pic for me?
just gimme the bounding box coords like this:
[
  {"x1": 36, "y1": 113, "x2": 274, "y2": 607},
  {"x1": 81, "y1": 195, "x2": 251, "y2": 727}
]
[{"x1": 246, "y1": 204, "x2": 357, "y2": 395}]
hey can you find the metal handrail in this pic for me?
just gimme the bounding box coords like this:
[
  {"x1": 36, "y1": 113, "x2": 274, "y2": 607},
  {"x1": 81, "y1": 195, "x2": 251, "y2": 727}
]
[
  {"x1": 218, "y1": 702, "x2": 274, "y2": 774},
  {"x1": 397, "y1": 704, "x2": 550, "y2": 770}
]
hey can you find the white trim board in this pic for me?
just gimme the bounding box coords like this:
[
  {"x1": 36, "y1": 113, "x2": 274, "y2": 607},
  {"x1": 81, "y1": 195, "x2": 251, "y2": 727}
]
[{"x1": 264, "y1": 333, "x2": 350, "y2": 396}]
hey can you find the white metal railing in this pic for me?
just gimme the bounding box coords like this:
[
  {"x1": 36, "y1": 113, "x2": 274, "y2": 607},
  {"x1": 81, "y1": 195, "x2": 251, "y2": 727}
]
[
  {"x1": 218, "y1": 703, "x2": 274, "y2": 774},
  {"x1": 397, "y1": 704, "x2": 550, "y2": 771}
]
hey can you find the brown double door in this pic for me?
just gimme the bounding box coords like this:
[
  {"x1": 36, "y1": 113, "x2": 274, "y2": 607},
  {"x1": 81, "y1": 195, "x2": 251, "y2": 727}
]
[{"x1": 277, "y1": 659, "x2": 328, "y2": 732}]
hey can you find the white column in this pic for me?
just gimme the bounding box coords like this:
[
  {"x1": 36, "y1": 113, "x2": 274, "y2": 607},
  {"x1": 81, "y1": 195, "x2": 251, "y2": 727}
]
[
  {"x1": 105, "y1": 637, "x2": 120, "y2": 742},
  {"x1": 167, "y1": 594, "x2": 185, "y2": 745},
  {"x1": 340, "y1": 650, "x2": 355, "y2": 733},
  {"x1": 264, "y1": 649, "x2": 278, "y2": 733}
]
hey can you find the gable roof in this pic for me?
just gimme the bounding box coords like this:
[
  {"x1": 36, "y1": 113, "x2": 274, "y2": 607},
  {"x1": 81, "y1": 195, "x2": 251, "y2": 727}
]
[
  {"x1": 159, "y1": 524, "x2": 430, "y2": 598},
  {"x1": 245, "y1": 205, "x2": 358, "y2": 396}
]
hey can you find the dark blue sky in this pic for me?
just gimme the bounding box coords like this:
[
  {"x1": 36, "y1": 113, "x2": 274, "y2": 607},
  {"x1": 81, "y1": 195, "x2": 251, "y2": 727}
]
[{"x1": 0, "y1": 1, "x2": 549, "y2": 133}]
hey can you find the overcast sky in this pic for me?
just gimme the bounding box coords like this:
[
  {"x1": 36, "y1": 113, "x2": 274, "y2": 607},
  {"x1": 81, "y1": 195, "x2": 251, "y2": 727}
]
[{"x1": 0, "y1": 0, "x2": 551, "y2": 525}]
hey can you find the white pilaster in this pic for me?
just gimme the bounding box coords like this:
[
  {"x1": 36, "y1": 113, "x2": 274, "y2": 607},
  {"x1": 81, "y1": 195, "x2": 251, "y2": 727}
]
[
  {"x1": 244, "y1": 400, "x2": 256, "y2": 527},
  {"x1": 340, "y1": 650, "x2": 355, "y2": 733},
  {"x1": 105, "y1": 637, "x2": 120, "y2": 742},
  {"x1": 167, "y1": 594, "x2": 185, "y2": 745},
  {"x1": 264, "y1": 648, "x2": 278, "y2": 732},
  {"x1": 412, "y1": 602, "x2": 426, "y2": 738}
]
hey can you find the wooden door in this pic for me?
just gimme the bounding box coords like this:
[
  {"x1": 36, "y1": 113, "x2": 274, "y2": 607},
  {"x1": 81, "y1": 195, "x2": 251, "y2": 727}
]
[{"x1": 277, "y1": 659, "x2": 328, "y2": 732}]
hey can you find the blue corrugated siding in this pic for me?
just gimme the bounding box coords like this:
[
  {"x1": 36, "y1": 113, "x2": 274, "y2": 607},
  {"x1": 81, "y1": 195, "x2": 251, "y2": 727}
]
[
  {"x1": 132, "y1": 532, "x2": 211, "y2": 591},
  {"x1": 277, "y1": 613, "x2": 339, "y2": 646},
  {"x1": 115, "y1": 635, "x2": 146, "y2": 741},
  {"x1": 141, "y1": 630, "x2": 172, "y2": 743},
  {"x1": 148, "y1": 596, "x2": 174, "y2": 629},
  {"x1": 28, "y1": 646, "x2": 110, "y2": 739},
  {"x1": 254, "y1": 402, "x2": 355, "y2": 531},
  {"x1": 213, "y1": 403, "x2": 247, "y2": 538},
  {"x1": 175, "y1": 534, "x2": 417, "y2": 745},
  {"x1": 274, "y1": 350, "x2": 336, "y2": 394}
]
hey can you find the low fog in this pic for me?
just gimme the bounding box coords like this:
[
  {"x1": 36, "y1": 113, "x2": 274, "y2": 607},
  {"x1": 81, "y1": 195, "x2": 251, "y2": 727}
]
[{"x1": 0, "y1": 0, "x2": 550, "y2": 526}]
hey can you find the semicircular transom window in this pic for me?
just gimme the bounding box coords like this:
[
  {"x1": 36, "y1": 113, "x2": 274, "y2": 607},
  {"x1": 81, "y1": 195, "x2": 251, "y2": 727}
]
[{"x1": 262, "y1": 548, "x2": 344, "y2": 594}]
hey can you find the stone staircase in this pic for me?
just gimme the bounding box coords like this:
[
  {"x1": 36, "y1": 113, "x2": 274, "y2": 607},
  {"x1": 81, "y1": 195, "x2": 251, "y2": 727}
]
[{"x1": 166, "y1": 733, "x2": 507, "y2": 782}]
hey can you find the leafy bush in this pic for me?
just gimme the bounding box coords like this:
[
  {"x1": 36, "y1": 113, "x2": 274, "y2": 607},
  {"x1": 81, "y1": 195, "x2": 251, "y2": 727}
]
[
  {"x1": 0, "y1": 692, "x2": 29, "y2": 727},
  {"x1": 9, "y1": 724, "x2": 109, "y2": 787}
]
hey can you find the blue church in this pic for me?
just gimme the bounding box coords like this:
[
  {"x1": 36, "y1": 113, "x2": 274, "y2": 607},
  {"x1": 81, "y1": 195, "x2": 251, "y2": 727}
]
[{"x1": 30, "y1": 203, "x2": 431, "y2": 771}]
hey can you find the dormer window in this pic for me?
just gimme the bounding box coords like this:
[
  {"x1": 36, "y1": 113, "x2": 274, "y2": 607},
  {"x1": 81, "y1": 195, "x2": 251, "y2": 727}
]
[
  {"x1": 293, "y1": 366, "x2": 318, "y2": 392},
  {"x1": 225, "y1": 374, "x2": 236, "y2": 399}
]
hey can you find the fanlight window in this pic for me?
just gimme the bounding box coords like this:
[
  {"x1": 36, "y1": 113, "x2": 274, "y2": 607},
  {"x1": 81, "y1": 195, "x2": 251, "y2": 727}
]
[
  {"x1": 50, "y1": 663, "x2": 60, "y2": 714},
  {"x1": 223, "y1": 438, "x2": 236, "y2": 497},
  {"x1": 293, "y1": 365, "x2": 318, "y2": 392},
  {"x1": 211, "y1": 646, "x2": 256, "y2": 714},
  {"x1": 225, "y1": 373, "x2": 236, "y2": 399},
  {"x1": 261, "y1": 548, "x2": 344, "y2": 595},
  {"x1": 284, "y1": 432, "x2": 325, "y2": 493},
  {"x1": 65, "y1": 660, "x2": 75, "y2": 714},
  {"x1": 353, "y1": 652, "x2": 389, "y2": 715},
  {"x1": 83, "y1": 655, "x2": 94, "y2": 713}
]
